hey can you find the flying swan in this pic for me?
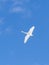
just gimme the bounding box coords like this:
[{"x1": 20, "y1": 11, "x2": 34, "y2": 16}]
[{"x1": 21, "y1": 26, "x2": 35, "y2": 44}]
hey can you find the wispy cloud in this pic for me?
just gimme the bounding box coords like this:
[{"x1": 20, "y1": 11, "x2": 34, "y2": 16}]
[
  {"x1": 9, "y1": 0, "x2": 32, "y2": 19},
  {"x1": 10, "y1": 6, "x2": 25, "y2": 13},
  {"x1": 0, "y1": 26, "x2": 13, "y2": 35},
  {"x1": 9, "y1": 0, "x2": 40, "y2": 19},
  {"x1": 9, "y1": 0, "x2": 25, "y2": 13},
  {"x1": 5, "y1": 27, "x2": 12, "y2": 33}
]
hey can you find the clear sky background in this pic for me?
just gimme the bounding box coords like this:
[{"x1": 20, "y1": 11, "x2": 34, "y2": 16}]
[{"x1": 0, "y1": 0, "x2": 49, "y2": 65}]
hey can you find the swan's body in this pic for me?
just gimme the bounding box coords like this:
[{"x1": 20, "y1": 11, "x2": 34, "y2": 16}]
[{"x1": 21, "y1": 26, "x2": 35, "y2": 43}]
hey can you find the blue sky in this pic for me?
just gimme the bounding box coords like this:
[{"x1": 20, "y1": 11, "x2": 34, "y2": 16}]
[{"x1": 0, "y1": 0, "x2": 49, "y2": 65}]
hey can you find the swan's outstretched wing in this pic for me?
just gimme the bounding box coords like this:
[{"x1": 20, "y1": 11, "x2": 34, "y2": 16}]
[
  {"x1": 28, "y1": 26, "x2": 35, "y2": 34},
  {"x1": 21, "y1": 31, "x2": 27, "y2": 34},
  {"x1": 24, "y1": 34, "x2": 30, "y2": 43}
]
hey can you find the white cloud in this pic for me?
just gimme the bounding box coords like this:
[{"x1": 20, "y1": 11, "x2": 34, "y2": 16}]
[
  {"x1": 5, "y1": 27, "x2": 12, "y2": 33},
  {"x1": 9, "y1": 0, "x2": 40, "y2": 19},
  {"x1": 10, "y1": 6, "x2": 25, "y2": 13},
  {"x1": 4, "y1": 25, "x2": 14, "y2": 35},
  {"x1": 9, "y1": 0, "x2": 32, "y2": 19},
  {"x1": 0, "y1": 26, "x2": 13, "y2": 35},
  {"x1": 9, "y1": 0, "x2": 25, "y2": 13}
]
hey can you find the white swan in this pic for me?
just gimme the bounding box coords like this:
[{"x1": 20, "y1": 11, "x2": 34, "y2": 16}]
[{"x1": 21, "y1": 26, "x2": 35, "y2": 44}]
